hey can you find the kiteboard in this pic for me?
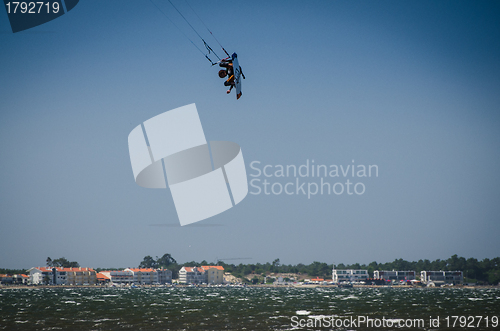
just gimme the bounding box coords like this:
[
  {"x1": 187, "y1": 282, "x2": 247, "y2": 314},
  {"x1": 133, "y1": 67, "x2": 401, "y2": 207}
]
[{"x1": 232, "y1": 55, "x2": 242, "y2": 99}]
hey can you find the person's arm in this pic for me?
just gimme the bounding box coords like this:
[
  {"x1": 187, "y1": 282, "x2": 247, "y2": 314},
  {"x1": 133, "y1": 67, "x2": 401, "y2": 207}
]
[{"x1": 219, "y1": 58, "x2": 234, "y2": 68}]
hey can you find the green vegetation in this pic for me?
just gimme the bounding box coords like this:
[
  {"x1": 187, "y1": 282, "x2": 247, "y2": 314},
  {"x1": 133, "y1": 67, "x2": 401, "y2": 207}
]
[
  {"x1": 137, "y1": 254, "x2": 500, "y2": 285},
  {"x1": 3, "y1": 254, "x2": 498, "y2": 285},
  {"x1": 138, "y1": 254, "x2": 177, "y2": 269},
  {"x1": 0, "y1": 268, "x2": 27, "y2": 275},
  {"x1": 138, "y1": 254, "x2": 181, "y2": 278},
  {"x1": 220, "y1": 259, "x2": 333, "y2": 280},
  {"x1": 364, "y1": 255, "x2": 500, "y2": 285},
  {"x1": 46, "y1": 257, "x2": 79, "y2": 268},
  {"x1": 94, "y1": 268, "x2": 125, "y2": 273}
]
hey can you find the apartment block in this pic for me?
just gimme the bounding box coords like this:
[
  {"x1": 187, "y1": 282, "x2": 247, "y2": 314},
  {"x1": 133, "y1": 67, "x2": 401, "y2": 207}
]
[
  {"x1": 374, "y1": 270, "x2": 416, "y2": 281},
  {"x1": 332, "y1": 268, "x2": 369, "y2": 283},
  {"x1": 179, "y1": 266, "x2": 225, "y2": 284},
  {"x1": 99, "y1": 270, "x2": 134, "y2": 284},
  {"x1": 28, "y1": 267, "x2": 97, "y2": 285},
  {"x1": 420, "y1": 271, "x2": 463, "y2": 285},
  {"x1": 100, "y1": 268, "x2": 172, "y2": 285},
  {"x1": 179, "y1": 267, "x2": 205, "y2": 284},
  {"x1": 201, "y1": 266, "x2": 224, "y2": 285}
]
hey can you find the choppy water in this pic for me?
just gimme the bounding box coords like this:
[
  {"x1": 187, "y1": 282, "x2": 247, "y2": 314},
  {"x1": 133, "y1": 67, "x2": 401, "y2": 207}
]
[{"x1": 1, "y1": 286, "x2": 499, "y2": 330}]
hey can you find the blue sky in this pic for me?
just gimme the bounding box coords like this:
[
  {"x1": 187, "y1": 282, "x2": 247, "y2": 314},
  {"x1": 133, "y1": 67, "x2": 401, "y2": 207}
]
[{"x1": 1, "y1": 0, "x2": 499, "y2": 269}]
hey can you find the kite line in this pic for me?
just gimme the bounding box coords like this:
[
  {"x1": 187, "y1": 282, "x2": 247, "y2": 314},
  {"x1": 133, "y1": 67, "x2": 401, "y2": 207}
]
[{"x1": 149, "y1": 0, "x2": 227, "y2": 65}]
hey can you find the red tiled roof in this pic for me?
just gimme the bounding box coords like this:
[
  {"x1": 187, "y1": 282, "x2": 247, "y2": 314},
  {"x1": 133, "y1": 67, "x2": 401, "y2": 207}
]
[
  {"x1": 36, "y1": 267, "x2": 95, "y2": 272},
  {"x1": 128, "y1": 268, "x2": 155, "y2": 272},
  {"x1": 201, "y1": 266, "x2": 224, "y2": 271},
  {"x1": 183, "y1": 267, "x2": 205, "y2": 273},
  {"x1": 96, "y1": 273, "x2": 110, "y2": 280}
]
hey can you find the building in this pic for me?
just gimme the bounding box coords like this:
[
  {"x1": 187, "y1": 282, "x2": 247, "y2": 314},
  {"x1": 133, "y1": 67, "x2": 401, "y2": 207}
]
[
  {"x1": 179, "y1": 266, "x2": 206, "y2": 284},
  {"x1": 178, "y1": 266, "x2": 225, "y2": 284},
  {"x1": 99, "y1": 270, "x2": 134, "y2": 284},
  {"x1": 0, "y1": 274, "x2": 12, "y2": 284},
  {"x1": 310, "y1": 277, "x2": 325, "y2": 284},
  {"x1": 16, "y1": 274, "x2": 29, "y2": 284},
  {"x1": 332, "y1": 268, "x2": 369, "y2": 283},
  {"x1": 28, "y1": 267, "x2": 97, "y2": 285},
  {"x1": 126, "y1": 268, "x2": 158, "y2": 285},
  {"x1": 96, "y1": 272, "x2": 111, "y2": 285},
  {"x1": 100, "y1": 268, "x2": 172, "y2": 285},
  {"x1": 0, "y1": 274, "x2": 28, "y2": 285},
  {"x1": 124, "y1": 268, "x2": 172, "y2": 284},
  {"x1": 66, "y1": 268, "x2": 97, "y2": 285},
  {"x1": 373, "y1": 270, "x2": 416, "y2": 282},
  {"x1": 201, "y1": 266, "x2": 224, "y2": 285},
  {"x1": 274, "y1": 276, "x2": 285, "y2": 285},
  {"x1": 157, "y1": 268, "x2": 173, "y2": 284},
  {"x1": 29, "y1": 267, "x2": 62, "y2": 285},
  {"x1": 420, "y1": 271, "x2": 463, "y2": 285}
]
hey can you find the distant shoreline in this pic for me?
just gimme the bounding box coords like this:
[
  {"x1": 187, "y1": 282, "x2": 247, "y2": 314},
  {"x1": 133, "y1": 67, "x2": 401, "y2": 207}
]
[{"x1": 2, "y1": 284, "x2": 499, "y2": 290}]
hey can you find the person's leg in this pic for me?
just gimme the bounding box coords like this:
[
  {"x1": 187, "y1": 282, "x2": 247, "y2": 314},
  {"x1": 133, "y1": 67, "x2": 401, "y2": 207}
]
[{"x1": 224, "y1": 81, "x2": 234, "y2": 93}]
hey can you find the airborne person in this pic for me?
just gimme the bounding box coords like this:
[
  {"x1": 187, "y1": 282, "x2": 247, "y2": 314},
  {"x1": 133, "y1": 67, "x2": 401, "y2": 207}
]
[
  {"x1": 148, "y1": 0, "x2": 246, "y2": 98},
  {"x1": 218, "y1": 53, "x2": 245, "y2": 97}
]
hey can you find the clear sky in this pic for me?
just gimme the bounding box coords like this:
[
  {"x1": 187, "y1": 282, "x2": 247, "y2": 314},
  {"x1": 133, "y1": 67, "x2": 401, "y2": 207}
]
[{"x1": 1, "y1": 0, "x2": 499, "y2": 269}]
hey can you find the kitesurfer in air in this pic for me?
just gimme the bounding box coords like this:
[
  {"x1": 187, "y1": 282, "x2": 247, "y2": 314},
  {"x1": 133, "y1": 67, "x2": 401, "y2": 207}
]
[
  {"x1": 218, "y1": 57, "x2": 235, "y2": 94},
  {"x1": 218, "y1": 53, "x2": 244, "y2": 95}
]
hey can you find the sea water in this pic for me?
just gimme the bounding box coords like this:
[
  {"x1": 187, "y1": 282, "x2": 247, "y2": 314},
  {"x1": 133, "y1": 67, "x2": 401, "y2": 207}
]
[{"x1": 1, "y1": 286, "x2": 499, "y2": 330}]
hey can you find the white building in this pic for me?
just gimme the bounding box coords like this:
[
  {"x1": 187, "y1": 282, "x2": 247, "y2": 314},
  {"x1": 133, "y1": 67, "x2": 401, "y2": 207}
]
[
  {"x1": 420, "y1": 271, "x2": 463, "y2": 285},
  {"x1": 126, "y1": 268, "x2": 158, "y2": 285},
  {"x1": 100, "y1": 270, "x2": 134, "y2": 284},
  {"x1": 332, "y1": 268, "x2": 368, "y2": 283},
  {"x1": 178, "y1": 266, "x2": 225, "y2": 284},
  {"x1": 374, "y1": 270, "x2": 416, "y2": 281},
  {"x1": 100, "y1": 268, "x2": 172, "y2": 285},
  {"x1": 28, "y1": 267, "x2": 97, "y2": 285},
  {"x1": 179, "y1": 266, "x2": 206, "y2": 284},
  {"x1": 15, "y1": 274, "x2": 29, "y2": 284},
  {"x1": 29, "y1": 267, "x2": 63, "y2": 285}
]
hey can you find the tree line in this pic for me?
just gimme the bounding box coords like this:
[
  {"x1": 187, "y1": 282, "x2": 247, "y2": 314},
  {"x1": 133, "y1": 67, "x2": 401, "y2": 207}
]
[
  {"x1": 362, "y1": 255, "x2": 500, "y2": 284},
  {"x1": 3, "y1": 254, "x2": 498, "y2": 285},
  {"x1": 134, "y1": 254, "x2": 499, "y2": 285},
  {"x1": 46, "y1": 257, "x2": 79, "y2": 268}
]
